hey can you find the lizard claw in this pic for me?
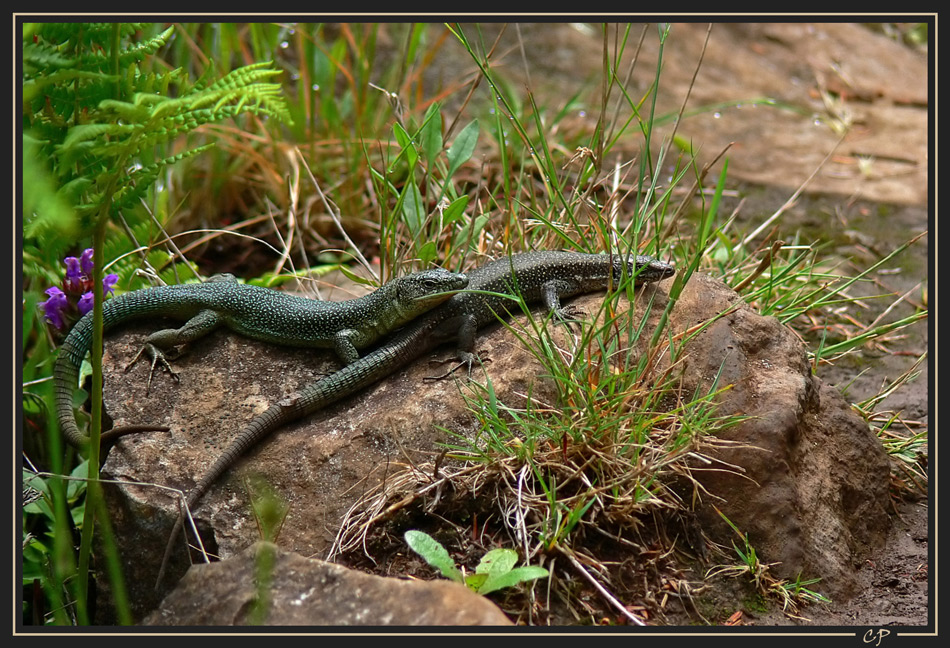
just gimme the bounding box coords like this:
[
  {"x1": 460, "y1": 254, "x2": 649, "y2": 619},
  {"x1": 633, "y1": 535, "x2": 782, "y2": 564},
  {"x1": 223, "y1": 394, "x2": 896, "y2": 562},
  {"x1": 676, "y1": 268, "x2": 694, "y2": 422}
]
[
  {"x1": 424, "y1": 352, "x2": 490, "y2": 381},
  {"x1": 555, "y1": 304, "x2": 586, "y2": 323},
  {"x1": 553, "y1": 305, "x2": 586, "y2": 335},
  {"x1": 126, "y1": 343, "x2": 180, "y2": 396}
]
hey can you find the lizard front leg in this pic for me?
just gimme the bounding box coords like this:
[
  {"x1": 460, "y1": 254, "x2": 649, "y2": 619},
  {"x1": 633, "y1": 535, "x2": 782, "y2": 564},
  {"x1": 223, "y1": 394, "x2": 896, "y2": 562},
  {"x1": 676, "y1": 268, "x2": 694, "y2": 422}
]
[
  {"x1": 125, "y1": 309, "x2": 223, "y2": 395},
  {"x1": 542, "y1": 279, "x2": 587, "y2": 324}
]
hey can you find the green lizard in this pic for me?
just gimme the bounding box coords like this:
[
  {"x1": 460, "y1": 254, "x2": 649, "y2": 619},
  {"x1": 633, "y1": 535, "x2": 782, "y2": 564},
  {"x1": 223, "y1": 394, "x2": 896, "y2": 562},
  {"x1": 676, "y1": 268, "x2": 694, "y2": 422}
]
[
  {"x1": 157, "y1": 250, "x2": 675, "y2": 584},
  {"x1": 54, "y1": 269, "x2": 468, "y2": 452}
]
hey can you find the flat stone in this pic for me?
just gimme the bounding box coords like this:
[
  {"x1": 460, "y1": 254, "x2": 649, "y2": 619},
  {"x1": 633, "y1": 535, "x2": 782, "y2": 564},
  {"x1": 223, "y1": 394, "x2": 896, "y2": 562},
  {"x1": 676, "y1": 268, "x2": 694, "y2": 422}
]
[{"x1": 142, "y1": 542, "x2": 512, "y2": 626}]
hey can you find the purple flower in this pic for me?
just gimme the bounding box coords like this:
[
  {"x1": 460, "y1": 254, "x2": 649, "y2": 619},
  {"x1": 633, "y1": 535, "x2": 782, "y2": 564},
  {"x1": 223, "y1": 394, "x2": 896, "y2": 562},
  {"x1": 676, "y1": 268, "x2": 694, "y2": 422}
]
[
  {"x1": 40, "y1": 250, "x2": 119, "y2": 332},
  {"x1": 80, "y1": 248, "x2": 95, "y2": 276},
  {"x1": 76, "y1": 275, "x2": 116, "y2": 316},
  {"x1": 63, "y1": 255, "x2": 83, "y2": 293},
  {"x1": 77, "y1": 292, "x2": 94, "y2": 317},
  {"x1": 103, "y1": 273, "x2": 118, "y2": 296},
  {"x1": 40, "y1": 286, "x2": 69, "y2": 331}
]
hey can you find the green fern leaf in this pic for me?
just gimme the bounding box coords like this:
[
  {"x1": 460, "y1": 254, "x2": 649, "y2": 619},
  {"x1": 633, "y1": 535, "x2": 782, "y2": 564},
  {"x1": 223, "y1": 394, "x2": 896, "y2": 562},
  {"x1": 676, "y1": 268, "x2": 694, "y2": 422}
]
[{"x1": 60, "y1": 123, "x2": 135, "y2": 150}]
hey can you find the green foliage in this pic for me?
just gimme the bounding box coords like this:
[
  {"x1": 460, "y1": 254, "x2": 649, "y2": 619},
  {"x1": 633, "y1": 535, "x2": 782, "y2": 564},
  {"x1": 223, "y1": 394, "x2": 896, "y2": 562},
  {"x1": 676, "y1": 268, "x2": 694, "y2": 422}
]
[
  {"x1": 22, "y1": 463, "x2": 88, "y2": 625},
  {"x1": 371, "y1": 108, "x2": 482, "y2": 268},
  {"x1": 706, "y1": 508, "x2": 831, "y2": 613},
  {"x1": 23, "y1": 23, "x2": 291, "y2": 243},
  {"x1": 23, "y1": 464, "x2": 88, "y2": 539},
  {"x1": 246, "y1": 475, "x2": 290, "y2": 544},
  {"x1": 404, "y1": 530, "x2": 548, "y2": 595},
  {"x1": 21, "y1": 21, "x2": 294, "y2": 627}
]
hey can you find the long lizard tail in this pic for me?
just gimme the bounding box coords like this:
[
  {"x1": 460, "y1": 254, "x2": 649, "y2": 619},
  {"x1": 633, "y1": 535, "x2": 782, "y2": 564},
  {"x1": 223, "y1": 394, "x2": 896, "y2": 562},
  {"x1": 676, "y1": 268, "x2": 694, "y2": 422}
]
[
  {"x1": 153, "y1": 340, "x2": 414, "y2": 587},
  {"x1": 154, "y1": 397, "x2": 309, "y2": 587}
]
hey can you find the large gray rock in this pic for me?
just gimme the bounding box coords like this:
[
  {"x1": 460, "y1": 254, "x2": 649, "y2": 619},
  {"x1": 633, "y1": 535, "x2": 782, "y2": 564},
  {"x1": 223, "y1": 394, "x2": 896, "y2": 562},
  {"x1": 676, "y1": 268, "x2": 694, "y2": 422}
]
[{"x1": 92, "y1": 273, "x2": 891, "y2": 622}]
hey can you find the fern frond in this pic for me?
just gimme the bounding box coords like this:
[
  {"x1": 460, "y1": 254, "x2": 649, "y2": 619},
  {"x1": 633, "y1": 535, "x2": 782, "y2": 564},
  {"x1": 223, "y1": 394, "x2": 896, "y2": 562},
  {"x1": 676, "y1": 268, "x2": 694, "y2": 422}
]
[
  {"x1": 127, "y1": 66, "x2": 185, "y2": 97},
  {"x1": 70, "y1": 144, "x2": 214, "y2": 223},
  {"x1": 61, "y1": 123, "x2": 136, "y2": 149},
  {"x1": 79, "y1": 26, "x2": 174, "y2": 69},
  {"x1": 98, "y1": 98, "x2": 154, "y2": 122},
  {"x1": 23, "y1": 22, "x2": 291, "y2": 240},
  {"x1": 23, "y1": 39, "x2": 77, "y2": 74},
  {"x1": 24, "y1": 72, "x2": 111, "y2": 117},
  {"x1": 35, "y1": 22, "x2": 147, "y2": 46},
  {"x1": 206, "y1": 61, "x2": 282, "y2": 91}
]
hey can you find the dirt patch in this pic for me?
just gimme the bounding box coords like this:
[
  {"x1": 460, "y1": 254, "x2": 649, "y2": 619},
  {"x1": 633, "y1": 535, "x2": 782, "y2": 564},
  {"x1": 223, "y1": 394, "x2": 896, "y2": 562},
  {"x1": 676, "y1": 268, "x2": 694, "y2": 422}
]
[{"x1": 334, "y1": 473, "x2": 927, "y2": 627}]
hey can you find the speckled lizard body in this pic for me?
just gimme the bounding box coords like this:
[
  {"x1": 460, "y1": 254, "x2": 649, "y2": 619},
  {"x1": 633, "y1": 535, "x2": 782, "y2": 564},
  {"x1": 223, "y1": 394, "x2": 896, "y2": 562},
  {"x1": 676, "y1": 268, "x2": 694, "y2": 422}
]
[{"x1": 54, "y1": 269, "x2": 468, "y2": 452}]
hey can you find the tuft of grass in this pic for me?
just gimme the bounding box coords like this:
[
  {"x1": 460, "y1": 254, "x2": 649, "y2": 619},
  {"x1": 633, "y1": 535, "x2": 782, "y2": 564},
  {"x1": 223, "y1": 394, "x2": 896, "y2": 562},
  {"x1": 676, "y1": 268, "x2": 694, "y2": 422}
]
[{"x1": 705, "y1": 508, "x2": 831, "y2": 619}]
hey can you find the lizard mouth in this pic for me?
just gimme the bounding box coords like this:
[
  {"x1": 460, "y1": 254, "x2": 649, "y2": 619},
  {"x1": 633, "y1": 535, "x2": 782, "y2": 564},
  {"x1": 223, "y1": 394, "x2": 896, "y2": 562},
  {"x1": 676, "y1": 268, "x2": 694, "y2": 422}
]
[{"x1": 413, "y1": 286, "x2": 467, "y2": 303}]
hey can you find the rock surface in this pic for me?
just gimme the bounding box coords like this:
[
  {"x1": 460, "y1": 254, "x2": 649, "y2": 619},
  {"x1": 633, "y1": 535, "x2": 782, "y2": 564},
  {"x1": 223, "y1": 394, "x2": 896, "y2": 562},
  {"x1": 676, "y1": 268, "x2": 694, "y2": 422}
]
[
  {"x1": 663, "y1": 274, "x2": 892, "y2": 597},
  {"x1": 93, "y1": 272, "x2": 892, "y2": 623},
  {"x1": 142, "y1": 541, "x2": 512, "y2": 626}
]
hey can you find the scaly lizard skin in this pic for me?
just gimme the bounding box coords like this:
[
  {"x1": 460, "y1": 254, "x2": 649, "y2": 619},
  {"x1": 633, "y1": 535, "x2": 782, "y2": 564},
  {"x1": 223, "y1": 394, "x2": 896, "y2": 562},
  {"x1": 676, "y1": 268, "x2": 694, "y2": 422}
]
[
  {"x1": 54, "y1": 269, "x2": 468, "y2": 452},
  {"x1": 157, "y1": 250, "x2": 675, "y2": 584}
]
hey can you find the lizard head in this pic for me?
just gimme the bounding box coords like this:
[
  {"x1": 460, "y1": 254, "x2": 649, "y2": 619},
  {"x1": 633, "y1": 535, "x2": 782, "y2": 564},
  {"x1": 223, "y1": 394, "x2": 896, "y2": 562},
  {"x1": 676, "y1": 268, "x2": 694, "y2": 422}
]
[
  {"x1": 394, "y1": 268, "x2": 469, "y2": 311},
  {"x1": 619, "y1": 255, "x2": 676, "y2": 285}
]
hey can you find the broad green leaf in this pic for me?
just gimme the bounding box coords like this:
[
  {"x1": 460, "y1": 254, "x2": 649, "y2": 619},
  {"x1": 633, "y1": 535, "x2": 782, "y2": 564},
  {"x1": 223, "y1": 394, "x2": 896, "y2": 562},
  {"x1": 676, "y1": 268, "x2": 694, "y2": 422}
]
[
  {"x1": 22, "y1": 548, "x2": 49, "y2": 582},
  {"x1": 393, "y1": 121, "x2": 418, "y2": 169},
  {"x1": 475, "y1": 548, "x2": 518, "y2": 575},
  {"x1": 464, "y1": 573, "x2": 488, "y2": 590},
  {"x1": 70, "y1": 500, "x2": 86, "y2": 529},
  {"x1": 399, "y1": 181, "x2": 426, "y2": 239},
  {"x1": 66, "y1": 461, "x2": 88, "y2": 501},
  {"x1": 404, "y1": 530, "x2": 463, "y2": 583},
  {"x1": 442, "y1": 195, "x2": 470, "y2": 226},
  {"x1": 446, "y1": 119, "x2": 479, "y2": 178},
  {"x1": 22, "y1": 470, "x2": 50, "y2": 517},
  {"x1": 417, "y1": 241, "x2": 438, "y2": 266},
  {"x1": 477, "y1": 566, "x2": 549, "y2": 595},
  {"x1": 419, "y1": 103, "x2": 443, "y2": 165}
]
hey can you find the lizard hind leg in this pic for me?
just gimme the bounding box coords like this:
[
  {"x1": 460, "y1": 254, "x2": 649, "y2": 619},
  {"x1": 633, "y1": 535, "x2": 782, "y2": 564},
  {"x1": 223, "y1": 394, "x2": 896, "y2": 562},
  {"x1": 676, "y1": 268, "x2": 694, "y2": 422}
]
[{"x1": 423, "y1": 352, "x2": 490, "y2": 381}]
